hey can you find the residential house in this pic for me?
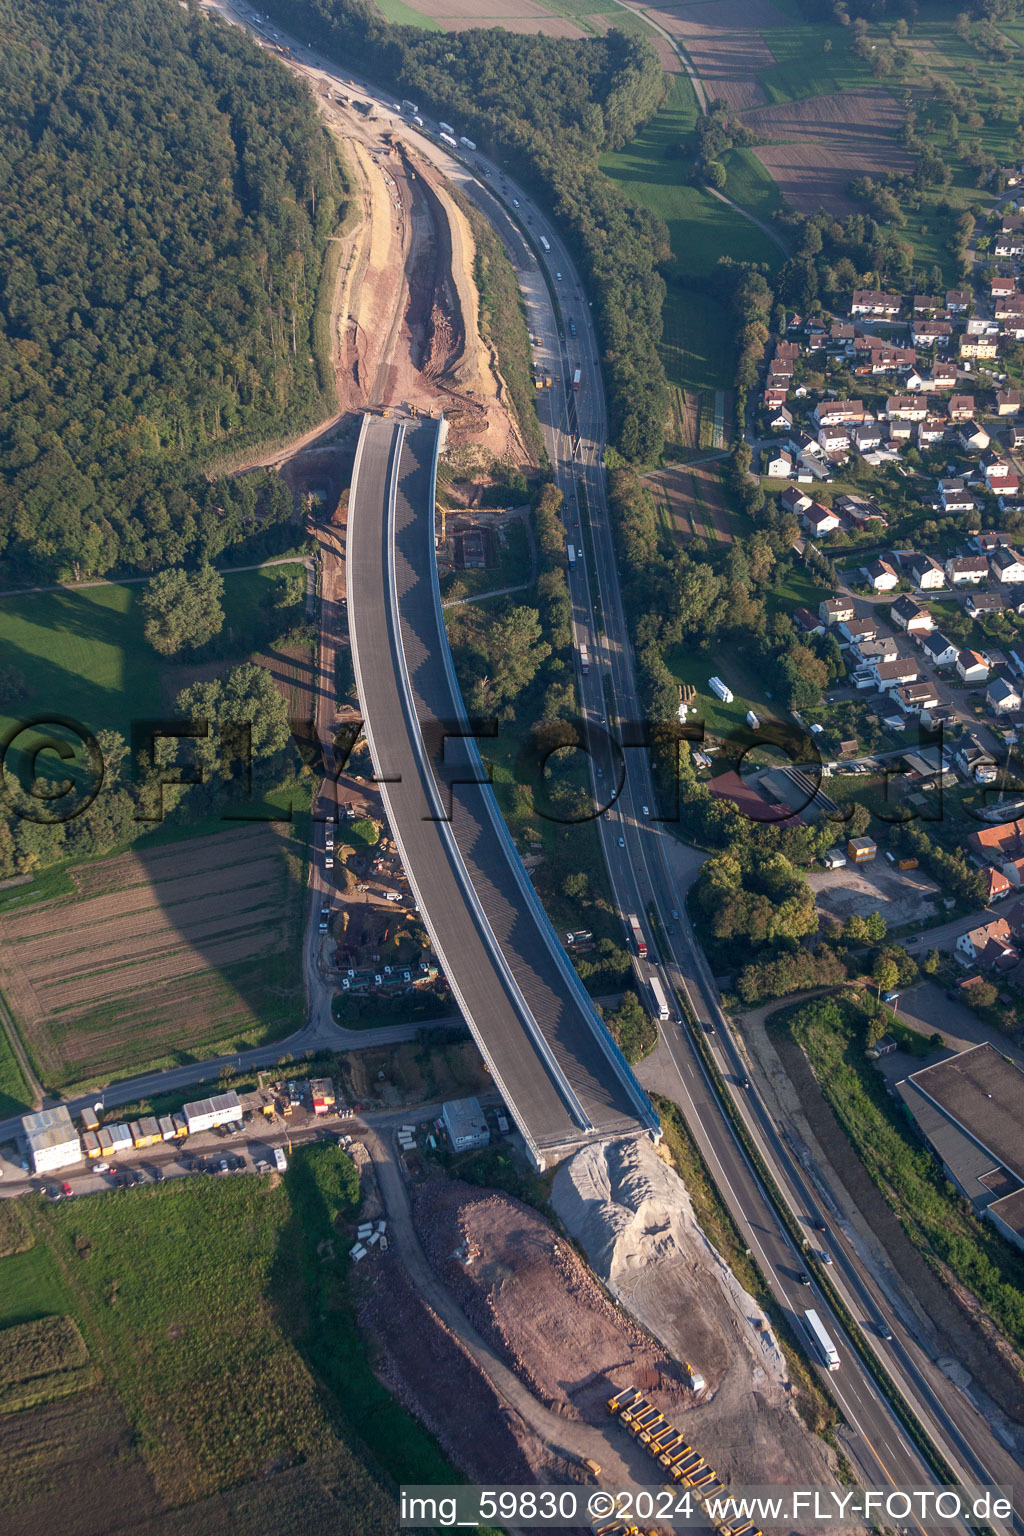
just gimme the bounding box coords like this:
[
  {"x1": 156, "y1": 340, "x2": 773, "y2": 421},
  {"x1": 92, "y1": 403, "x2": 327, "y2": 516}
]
[
  {"x1": 830, "y1": 321, "x2": 855, "y2": 343},
  {"x1": 819, "y1": 596, "x2": 855, "y2": 626},
  {"x1": 1012, "y1": 425, "x2": 1024, "y2": 451},
  {"x1": 1002, "y1": 315, "x2": 1024, "y2": 341},
  {"x1": 968, "y1": 818, "x2": 1024, "y2": 866},
  {"x1": 994, "y1": 297, "x2": 1024, "y2": 323},
  {"x1": 834, "y1": 492, "x2": 886, "y2": 526},
  {"x1": 851, "y1": 421, "x2": 884, "y2": 454},
  {"x1": 958, "y1": 739, "x2": 1000, "y2": 785},
  {"x1": 995, "y1": 228, "x2": 1024, "y2": 258},
  {"x1": 905, "y1": 368, "x2": 928, "y2": 393},
  {"x1": 957, "y1": 420, "x2": 991, "y2": 453},
  {"x1": 991, "y1": 276, "x2": 1017, "y2": 299},
  {"x1": 911, "y1": 320, "x2": 952, "y2": 348},
  {"x1": 890, "y1": 594, "x2": 933, "y2": 633},
  {"x1": 947, "y1": 394, "x2": 976, "y2": 422},
  {"x1": 946, "y1": 289, "x2": 971, "y2": 313},
  {"x1": 851, "y1": 290, "x2": 902, "y2": 318},
  {"x1": 840, "y1": 616, "x2": 878, "y2": 645},
  {"x1": 896, "y1": 680, "x2": 939, "y2": 714},
  {"x1": 971, "y1": 531, "x2": 1014, "y2": 554},
  {"x1": 854, "y1": 634, "x2": 899, "y2": 665},
  {"x1": 931, "y1": 362, "x2": 958, "y2": 390},
  {"x1": 945, "y1": 554, "x2": 989, "y2": 585},
  {"x1": 957, "y1": 648, "x2": 991, "y2": 683},
  {"x1": 983, "y1": 867, "x2": 1013, "y2": 903},
  {"x1": 813, "y1": 399, "x2": 866, "y2": 428},
  {"x1": 915, "y1": 416, "x2": 947, "y2": 448},
  {"x1": 887, "y1": 418, "x2": 914, "y2": 443},
  {"x1": 988, "y1": 676, "x2": 1022, "y2": 714},
  {"x1": 866, "y1": 558, "x2": 899, "y2": 592},
  {"x1": 967, "y1": 590, "x2": 1005, "y2": 617},
  {"x1": 901, "y1": 552, "x2": 946, "y2": 590},
  {"x1": 872, "y1": 656, "x2": 920, "y2": 690},
  {"x1": 921, "y1": 630, "x2": 958, "y2": 668},
  {"x1": 913, "y1": 294, "x2": 943, "y2": 316},
  {"x1": 794, "y1": 606, "x2": 826, "y2": 636},
  {"x1": 780, "y1": 485, "x2": 813, "y2": 516},
  {"x1": 764, "y1": 447, "x2": 793, "y2": 478},
  {"x1": 960, "y1": 335, "x2": 999, "y2": 361},
  {"x1": 955, "y1": 917, "x2": 1018, "y2": 970},
  {"x1": 939, "y1": 478, "x2": 976, "y2": 513},
  {"x1": 990, "y1": 546, "x2": 1024, "y2": 584},
  {"x1": 886, "y1": 394, "x2": 927, "y2": 422},
  {"x1": 997, "y1": 475, "x2": 1021, "y2": 505},
  {"x1": 766, "y1": 404, "x2": 793, "y2": 431},
  {"x1": 869, "y1": 346, "x2": 917, "y2": 373},
  {"x1": 775, "y1": 341, "x2": 800, "y2": 362},
  {"x1": 982, "y1": 451, "x2": 1014, "y2": 486},
  {"x1": 817, "y1": 424, "x2": 850, "y2": 455},
  {"x1": 996, "y1": 389, "x2": 1022, "y2": 415},
  {"x1": 803, "y1": 502, "x2": 841, "y2": 537},
  {"x1": 966, "y1": 315, "x2": 1001, "y2": 337}
]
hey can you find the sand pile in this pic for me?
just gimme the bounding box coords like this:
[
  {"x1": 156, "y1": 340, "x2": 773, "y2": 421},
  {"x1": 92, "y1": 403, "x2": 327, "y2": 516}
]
[{"x1": 553, "y1": 1136, "x2": 787, "y2": 1401}]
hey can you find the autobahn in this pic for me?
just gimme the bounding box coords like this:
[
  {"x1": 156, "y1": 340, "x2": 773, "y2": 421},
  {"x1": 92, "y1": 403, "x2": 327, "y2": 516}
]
[
  {"x1": 345, "y1": 410, "x2": 658, "y2": 1169},
  {"x1": 197, "y1": 6, "x2": 1023, "y2": 1521}
]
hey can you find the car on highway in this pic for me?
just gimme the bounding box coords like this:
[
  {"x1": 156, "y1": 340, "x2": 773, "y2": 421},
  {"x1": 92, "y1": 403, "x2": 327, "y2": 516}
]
[
  {"x1": 742, "y1": 1075, "x2": 752, "y2": 1089},
  {"x1": 319, "y1": 905, "x2": 330, "y2": 931},
  {"x1": 878, "y1": 1321, "x2": 893, "y2": 1341},
  {"x1": 618, "y1": 837, "x2": 625, "y2": 848},
  {"x1": 555, "y1": 270, "x2": 562, "y2": 281},
  {"x1": 819, "y1": 1249, "x2": 833, "y2": 1266},
  {"x1": 642, "y1": 804, "x2": 649, "y2": 817},
  {"x1": 797, "y1": 1271, "x2": 811, "y2": 1286}
]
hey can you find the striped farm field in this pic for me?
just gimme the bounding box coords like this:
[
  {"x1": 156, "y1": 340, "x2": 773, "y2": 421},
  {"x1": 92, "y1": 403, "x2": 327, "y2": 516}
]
[{"x1": 0, "y1": 825, "x2": 306, "y2": 1093}]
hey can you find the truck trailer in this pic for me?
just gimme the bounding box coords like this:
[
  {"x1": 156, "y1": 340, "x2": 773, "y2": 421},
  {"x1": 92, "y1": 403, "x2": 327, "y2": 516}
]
[
  {"x1": 439, "y1": 132, "x2": 458, "y2": 150},
  {"x1": 458, "y1": 135, "x2": 476, "y2": 150},
  {"x1": 649, "y1": 974, "x2": 670, "y2": 1022},
  {"x1": 572, "y1": 368, "x2": 581, "y2": 390},
  {"x1": 579, "y1": 642, "x2": 590, "y2": 674},
  {"x1": 626, "y1": 913, "x2": 648, "y2": 960},
  {"x1": 802, "y1": 1308, "x2": 840, "y2": 1371}
]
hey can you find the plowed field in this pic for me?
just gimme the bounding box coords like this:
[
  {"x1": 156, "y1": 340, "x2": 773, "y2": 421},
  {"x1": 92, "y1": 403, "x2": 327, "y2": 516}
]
[
  {"x1": 0, "y1": 826, "x2": 305, "y2": 1091},
  {"x1": 745, "y1": 88, "x2": 912, "y2": 214}
]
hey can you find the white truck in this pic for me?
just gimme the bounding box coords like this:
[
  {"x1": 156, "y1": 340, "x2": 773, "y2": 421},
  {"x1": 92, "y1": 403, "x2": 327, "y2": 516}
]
[
  {"x1": 649, "y1": 974, "x2": 670, "y2": 1022},
  {"x1": 439, "y1": 120, "x2": 454, "y2": 136},
  {"x1": 458, "y1": 135, "x2": 476, "y2": 150},
  {"x1": 439, "y1": 132, "x2": 458, "y2": 150},
  {"x1": 803, "y1": 1308, "x2": 840, "y2": 1371},
  {"x1": 273, "y1": 1147, "x2": 288, "y2": 1173}
]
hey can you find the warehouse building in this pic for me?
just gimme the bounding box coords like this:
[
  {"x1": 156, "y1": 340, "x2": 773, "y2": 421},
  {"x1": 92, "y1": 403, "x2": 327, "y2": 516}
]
[
  {"x1": 442, "y1": 1096, "x2": 490, "y2": 1152},
  {"x1": 898, "y1": 1043, "x2": 1024, "y2": 1250},
  {"x1": 22, "y1": 1106, "x2": 82, "y2": 1175},
  {"x1": 182, "y1": 1090, "x2": 242, "y2": 1135}
]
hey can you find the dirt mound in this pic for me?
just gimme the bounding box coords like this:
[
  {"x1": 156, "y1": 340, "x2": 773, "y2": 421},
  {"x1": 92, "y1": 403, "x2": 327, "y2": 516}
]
[
  {"x1": 553, "y1": 1137, "x2": 785, "y2": 1398},
  {"x1": 357, "y1": 1247, "x2": 560, "y2": 1484},
  {"x1": 413, "y1": 1178, "x2": 688, "y2": 1422}
]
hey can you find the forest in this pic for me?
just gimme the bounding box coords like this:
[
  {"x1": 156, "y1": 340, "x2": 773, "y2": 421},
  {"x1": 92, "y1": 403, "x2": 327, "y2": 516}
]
[
  {"x1": 0, "y1": 0, "x2": 346, "y2": 583},
  {"x1": 259, "y1": 0, "x2": 671, "y2": 463}
]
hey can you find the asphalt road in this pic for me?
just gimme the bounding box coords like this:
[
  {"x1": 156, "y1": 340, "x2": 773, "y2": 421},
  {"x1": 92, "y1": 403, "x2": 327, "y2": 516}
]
[{"x1": 345, "y1": 411, "x2": 656, "y2": 1163}]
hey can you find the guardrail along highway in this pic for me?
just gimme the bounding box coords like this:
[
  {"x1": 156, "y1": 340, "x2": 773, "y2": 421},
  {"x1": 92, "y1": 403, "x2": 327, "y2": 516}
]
[{"x1": 346, "y1": 411, "x2": 659, "y2": 1169}]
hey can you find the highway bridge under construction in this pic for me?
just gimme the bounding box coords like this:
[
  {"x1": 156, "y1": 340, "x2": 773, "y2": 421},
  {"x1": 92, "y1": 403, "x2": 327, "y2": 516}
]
[{"x1": 346, "y1": 411, "x2": 659, "y2": 1168}]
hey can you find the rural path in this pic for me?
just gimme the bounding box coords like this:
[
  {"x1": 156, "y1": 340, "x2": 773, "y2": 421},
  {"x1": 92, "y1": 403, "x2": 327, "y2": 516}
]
[
  {"x1": 704, "y1": 185, "x2": 789, "y2": 256},
  {"x1": 0, "y1": 990, "x2": 43, "y2": 1111},
  {"x1": 0, "y1": 555, "x2": 309, "y2": 601},
  {"x1": 362, "y1": 1125, "x2": 664, "y2": 1485}
]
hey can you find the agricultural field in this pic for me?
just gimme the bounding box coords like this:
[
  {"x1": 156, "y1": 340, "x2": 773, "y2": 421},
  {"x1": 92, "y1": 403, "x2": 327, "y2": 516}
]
[
  {"x1": 0, "y1": 824, "x2": 307, "y2": 1093},
  {"x1": 647, "y1": 463, "x2": 742, "y2": 544},
  {"x1": 0, "y1": 1149, "x2": 417, "y2": 1536},
  {"x1": 660, "y1": 286, "x2": 738, "y2": 398}
]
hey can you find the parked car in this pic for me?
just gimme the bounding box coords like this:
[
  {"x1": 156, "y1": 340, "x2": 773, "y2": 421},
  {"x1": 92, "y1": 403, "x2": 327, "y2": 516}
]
[{"x1": 61, "y1": 1182, "x2": 74, "y2": 1197}]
